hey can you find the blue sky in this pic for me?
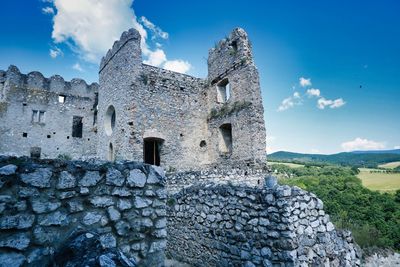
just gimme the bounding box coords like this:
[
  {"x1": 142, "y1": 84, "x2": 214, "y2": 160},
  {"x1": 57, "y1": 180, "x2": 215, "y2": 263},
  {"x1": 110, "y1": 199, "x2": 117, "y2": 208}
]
[{"x1": 0, "y1": 0, "x2": 399, "y2": 154}]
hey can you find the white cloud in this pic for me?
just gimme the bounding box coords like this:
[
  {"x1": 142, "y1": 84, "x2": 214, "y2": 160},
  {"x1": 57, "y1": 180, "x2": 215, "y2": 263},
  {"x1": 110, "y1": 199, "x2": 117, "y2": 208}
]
[
  {"x1": 278, "y1": 92, "x2": 302, "y2": 111},
  {"x1": 72, "y1": 63, "x2": 83, "y2": 72},
  {"x1": 306, "y1": 88, "x2": 320, "y2": 97},
  {"x1": 49, "y1": 47, "x2": 63, "y2": 58},
  {"x1": 299, "y1": 77, "x2": 311, "y2": 87},
  {"x1": 394, "y1": 146, "x2": 400, "y2": 149},
  {"x1": 330, "y1": 98, "x2": 346, "y2": 108},
  {"x1": 310, "y1": 148, "x2": 320, "y2": 153},
  {"x1": 317, "y1": 97, "x2": 345, "y2": 109},
  {"x1": 341, "y1": 138, "x2": 386, "y2": 152},
  {"x1": 42, "y1": 7, "x2": 54, "y2": 14},
  {"x1": 163, "y1": 60, "x2": 191, "y2": 74},
  {"x1": 46, "y1": 0, "x2": 191, "y2": 73},
  {"x1": 143, "y1": 49, "x2": 166, "y2": 67},
  {"x1": 140, "y1": 16, "x2": 168, "y2": 40}
]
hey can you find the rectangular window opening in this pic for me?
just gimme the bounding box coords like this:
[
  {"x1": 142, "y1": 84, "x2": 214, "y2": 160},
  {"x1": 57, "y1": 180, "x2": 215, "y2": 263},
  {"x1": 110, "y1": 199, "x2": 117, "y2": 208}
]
[
  {"x1": 72, "y1": 116, "x2": 83, "y2": 138},
  {"x1": 216, "y1": 79, "x2": 230, "y2": 103},
  {"x1": 22, "y1": 132, "x2": 28, "y2": 138},
  {"x1": 219, "y1": 123, "x2": 233, "y2": 154},
  {"x1": 58, "y1": 95, "x2": 66, "y2": 103}
]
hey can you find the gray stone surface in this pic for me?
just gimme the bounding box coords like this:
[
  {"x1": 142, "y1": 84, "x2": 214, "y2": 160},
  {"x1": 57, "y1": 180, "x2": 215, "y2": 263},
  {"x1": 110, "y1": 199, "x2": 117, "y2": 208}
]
[
  {"x1": 106, "y1": 168, "x2": 124, "y2": 186},
  {"x1": 0, "y1": 252, "x2": 26, "y2": 267},
  {"x1": 57, "y1": 171, "x2": 76, "y2": 189},
  {"x1": 0, "y1": 164, "x2": 17, "y2": 175},
  {"x1": 0, "y1": 232, "x2": 30, "y2": 250},
  {"x1": 167, "y1": 183, "x2": 361, "y2": 267},
  {"x1": 20, "y1": 168, "x2": 52, "y2": 188},
  {"x1": 79, "y1": 171, "x2": 102, "y2": 186},
  {"x1": 0, "y1": 157, "x2": 166, "y2": 267},
  {"x1": 127, "y1": 169, "x2": 146, "y2": 188}
]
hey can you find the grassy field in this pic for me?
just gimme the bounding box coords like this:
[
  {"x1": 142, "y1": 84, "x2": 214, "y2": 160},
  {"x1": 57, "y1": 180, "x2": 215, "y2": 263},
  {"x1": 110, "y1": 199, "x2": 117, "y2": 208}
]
[
  {"x1": 378, "y1": 161, "x2": 400, "y2": 169},
  {"x1": 268, "y1": 161, "x2": 305, "y2": 168},
  {"x1": 357, "y1": 168, "x2": 400, "y2": 193}
]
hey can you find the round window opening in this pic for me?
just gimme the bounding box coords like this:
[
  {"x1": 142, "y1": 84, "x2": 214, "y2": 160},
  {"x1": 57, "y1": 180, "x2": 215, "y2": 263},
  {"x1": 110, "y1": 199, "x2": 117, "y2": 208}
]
[{"x1": 104, "y1": 105, "x2": 116, "y2": 136}]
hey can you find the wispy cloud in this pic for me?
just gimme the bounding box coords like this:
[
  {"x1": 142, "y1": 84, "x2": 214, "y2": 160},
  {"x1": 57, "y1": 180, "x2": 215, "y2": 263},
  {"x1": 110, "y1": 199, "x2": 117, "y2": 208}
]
[
  {"x1": 72, "y1": 63, "x2": 84, "y2": 72},
  {"x1": 42, "y1": 6, "x2": 54, "y2": 14},
  {"x1": 341, "y1": 137, "x2": 386, "y2": 151},
  {"x1": 306, "y1": 88, "x2": 320, "y2": 97},
  {"x1": 140, "y1": 16, "x2": 169, "y2": 40},
  {"x1": 299, "y1": 77, "x2": 311, "y2": 87},
  {"x1": 394, "y1": 145, "x2": 400, "y2": 149},
  {"x1": 49, "y1": 47, "x2": 63, "y2": 58},
  {"x1": 317, "y1": 97, "x2": 345, "y2": 109},
  {"x1": 45, "y1": 0, "x2": 191, "y2": 73},
  {"x1": 278, "y1": 92, "x2": 302, "y2": 111}
]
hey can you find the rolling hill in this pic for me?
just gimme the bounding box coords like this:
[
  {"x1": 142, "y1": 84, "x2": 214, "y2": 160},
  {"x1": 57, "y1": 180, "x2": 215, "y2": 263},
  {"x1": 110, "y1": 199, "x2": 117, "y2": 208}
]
[{"x1": 268, "y1": 149, "x2": 400, "y2": 168}]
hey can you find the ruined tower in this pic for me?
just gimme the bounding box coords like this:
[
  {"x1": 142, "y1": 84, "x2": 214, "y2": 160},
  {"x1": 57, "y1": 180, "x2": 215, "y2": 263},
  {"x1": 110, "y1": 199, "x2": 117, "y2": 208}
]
[{"x1": 96, "y1": 27, "x2": 266, "y2": 171}]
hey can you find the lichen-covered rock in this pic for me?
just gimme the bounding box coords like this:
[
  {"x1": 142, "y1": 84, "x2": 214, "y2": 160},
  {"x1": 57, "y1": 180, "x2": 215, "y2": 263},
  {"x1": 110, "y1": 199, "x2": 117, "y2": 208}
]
[
  {"x1": 57, "y1": 171, "x2": 76, "y2": 189},
  {"x1": 31, "y1": 199, "x2": 61, "y2": 214},
  {"x1": 79, "y1": 171, "x2": 102, "y2": 187},
  {"x1": 0, "y1": 214, "x2": 35, "y2": 229},
  {"x1": 0, "y1": 252, "x2": 26, "y2": 267},
  {"x1": 0, "y1": 232, "x2": 30, "y2": 250},
  {"x1": 38, "y1": 211, "x2": 69, "y2": 226},
  {"x1": 83, "y1": 211, "x2": 103, "y2": 225},
  {"x1": 0, "y1": 164, "x2": 17, "y2": 175},
  {"x1": 106, "y1": 168, "x2": 124, "y2": 186},
  {"x1": 53, "y1": 232, "x2": 136, "y2": 267},
  {"x1": 90, "y1": 196, "x2": 114, "y2": 207},
  {"x1": 20, "y1": 168, "x2": 52, "y2": 188},
  {"x1": 127, "y1": 169, "x2": 146, "y2": 188}
]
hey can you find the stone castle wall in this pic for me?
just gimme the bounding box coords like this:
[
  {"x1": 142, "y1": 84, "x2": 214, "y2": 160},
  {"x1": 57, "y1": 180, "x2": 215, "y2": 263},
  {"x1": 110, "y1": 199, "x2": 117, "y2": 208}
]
[
  {"x1": 0, "y1": 66, "x2": 98, "y2": 159},
  {"x1": 96, "y1": 28, "x2": 267, "y2": 171},
  {"x1": 166, "y1": 182, "x2": 361, "y2": 267},
  {"x1": 0, "y1": 156, "x2": 166, "y2": 267},
  {"x1": 166, "y1": 166, "x2": 267, "y2": 194}
]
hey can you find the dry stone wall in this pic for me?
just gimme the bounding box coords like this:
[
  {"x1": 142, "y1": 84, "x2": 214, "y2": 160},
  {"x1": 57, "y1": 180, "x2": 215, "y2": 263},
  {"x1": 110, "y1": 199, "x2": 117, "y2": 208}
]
[
  {"x1": 166, "y1": 166, "x2": 267, "y2": 194},
  {"x1": 167, "y1": 180, "x2": 361, "y2": 267},
  {"x1": 0, "y1": 156, "x2": 166, "y2": 267}
]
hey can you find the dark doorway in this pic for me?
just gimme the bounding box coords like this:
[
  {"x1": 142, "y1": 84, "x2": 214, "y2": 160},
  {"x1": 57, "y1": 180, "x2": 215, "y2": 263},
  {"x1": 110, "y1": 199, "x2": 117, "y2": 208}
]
[
  {"x1": 144, "y1": 139, "x2": 162, "y2": 166},
  {"x1": 72, "y1": 116, "x2": 83, "y2": 138}
]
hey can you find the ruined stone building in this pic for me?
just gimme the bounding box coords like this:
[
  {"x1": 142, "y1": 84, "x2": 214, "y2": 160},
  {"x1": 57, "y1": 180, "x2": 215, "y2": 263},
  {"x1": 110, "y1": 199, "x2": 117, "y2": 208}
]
[{"x1": 0, "y1": 28, "x2": 266, "y2": 172}]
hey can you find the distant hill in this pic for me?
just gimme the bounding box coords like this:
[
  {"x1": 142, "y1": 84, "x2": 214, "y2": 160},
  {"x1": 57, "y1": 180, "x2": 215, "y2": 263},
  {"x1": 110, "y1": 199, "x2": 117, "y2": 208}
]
[{"x1": 268, "y1": 149, "x2": 400, "y2": 168}]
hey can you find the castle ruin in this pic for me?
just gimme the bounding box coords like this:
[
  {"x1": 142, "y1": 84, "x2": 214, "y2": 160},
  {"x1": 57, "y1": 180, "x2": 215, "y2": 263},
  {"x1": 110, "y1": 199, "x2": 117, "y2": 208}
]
[{"x1": 0, "y1": 28, "x2": 266, "y2": 173}]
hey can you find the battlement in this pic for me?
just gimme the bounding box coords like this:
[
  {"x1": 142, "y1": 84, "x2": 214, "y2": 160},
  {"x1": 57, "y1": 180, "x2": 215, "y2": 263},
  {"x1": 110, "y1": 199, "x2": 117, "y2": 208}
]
[
  {"x1": 99, "y1": 28, "x2": 141, "y2": 73},
  {"x1": 1, "y1": 65, "x2": 98, "y2": 98},
  {"x1": 208, "y1": 28, "x2": 254, "y2": 83}
]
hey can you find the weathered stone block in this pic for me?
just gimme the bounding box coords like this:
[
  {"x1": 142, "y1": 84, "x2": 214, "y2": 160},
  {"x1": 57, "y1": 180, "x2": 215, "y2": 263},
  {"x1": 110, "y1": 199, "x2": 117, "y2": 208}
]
[
  {"x1": 127, "y1": 169, "x2": 146, "y2": 188},
  {"x1": 31, "y1": 199, "x2": 61, "y2": 214},
  {"x1": 79, "y1": 171, "x2": 102, "y2": 187},
  {"x1": 20, "y1": 168, "x2": 52, "y2": 188},
  {"x1": 57, "y1": 171, "x2": 76, "y2": 189},
  {"x1": 90, "y1": 196, "x2": 114, "y2": 207},
  {"x1": 0, "y1": 252, "x2": 26, "y2": 267},
  {"x1": 106, "y1": 168, "x2": 124, "y2": 186},
  {"x1": 0, "y1": 232, "x2": 30, "y2": 250},
  {"x1": 38, "y1": 211, "x2": 69, "y2": 226},
  {"x1": 0, "y1": 164, "x2": 17, "y2": 175},
  {"x1": 0, "y1": 214, "x2": 35, "y2": 229}
]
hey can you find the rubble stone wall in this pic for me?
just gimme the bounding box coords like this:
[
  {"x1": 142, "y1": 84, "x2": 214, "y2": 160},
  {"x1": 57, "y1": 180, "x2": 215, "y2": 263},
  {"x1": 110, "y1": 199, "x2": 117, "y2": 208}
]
[
  {"x1": 167, "y1": 183, "x2": 361, "y2": 267},
  {"x1": 0, "y1": 156, "x2": 166, "y2": 267},
  {"x1": 0, "y1": 66, "x2": 98, "y2": 159}
]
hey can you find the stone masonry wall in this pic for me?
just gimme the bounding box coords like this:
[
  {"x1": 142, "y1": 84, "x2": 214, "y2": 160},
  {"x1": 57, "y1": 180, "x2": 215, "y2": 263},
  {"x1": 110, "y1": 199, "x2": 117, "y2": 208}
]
[
  {"x1": 0, "y1": 156, "x2": 167, "y2": 267},
  {"x1": 0, "y1": 66, "x2": 98, "y2": 159},
  {"x1": 167, "y1": 182, "x2": 361, "y2": 267},
  {"x1": 166, "y1": 166, "x2": 267, "y2": 194}
]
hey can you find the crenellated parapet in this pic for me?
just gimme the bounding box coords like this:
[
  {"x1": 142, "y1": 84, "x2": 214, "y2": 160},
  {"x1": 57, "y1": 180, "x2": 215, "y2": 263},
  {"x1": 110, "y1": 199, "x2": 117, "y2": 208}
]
[
  {"x1": 208, "y1": 27, "x2": 254, "y2": 84},
  {"x1": 99, "y1": 28, "x2": 142, "y2": 73},
  {"x1": 1, "y1": 65, "x2": 98, "y2": 98}
]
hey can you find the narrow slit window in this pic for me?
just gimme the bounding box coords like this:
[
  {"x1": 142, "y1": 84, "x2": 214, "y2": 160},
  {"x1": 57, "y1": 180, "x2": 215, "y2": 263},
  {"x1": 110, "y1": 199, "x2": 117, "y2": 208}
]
[
  {"x1": 31, "y1": 110, "x2": 38, "y2": 123},
  {"x1": 72, "y1": 116, "x2": 83, "y2": 138},
  {"x1": 38, "y1": 111, "x2": 45, "y2": 123}
]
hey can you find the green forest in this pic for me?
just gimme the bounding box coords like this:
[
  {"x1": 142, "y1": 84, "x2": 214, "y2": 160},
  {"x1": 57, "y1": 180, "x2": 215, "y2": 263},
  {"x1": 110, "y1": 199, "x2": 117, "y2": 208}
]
[{"x1": 270, "y1": 163, "x2": 400, "y2": 251}]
